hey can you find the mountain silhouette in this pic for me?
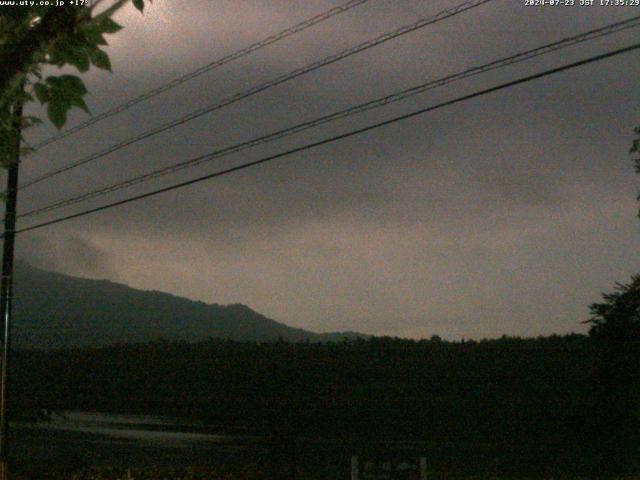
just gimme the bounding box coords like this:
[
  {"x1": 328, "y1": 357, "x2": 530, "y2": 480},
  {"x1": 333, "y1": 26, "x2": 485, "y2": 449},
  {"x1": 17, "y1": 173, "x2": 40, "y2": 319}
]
[{"x1": 12, "y1": 262, "x2": 366, "y2": 349}]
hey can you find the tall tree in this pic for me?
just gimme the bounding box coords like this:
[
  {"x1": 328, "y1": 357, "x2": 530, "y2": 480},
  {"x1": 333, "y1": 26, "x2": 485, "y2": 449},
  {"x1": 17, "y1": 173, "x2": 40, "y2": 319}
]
[{"x1": 585, "y1": 276, "x2": 640, "y2": 477}]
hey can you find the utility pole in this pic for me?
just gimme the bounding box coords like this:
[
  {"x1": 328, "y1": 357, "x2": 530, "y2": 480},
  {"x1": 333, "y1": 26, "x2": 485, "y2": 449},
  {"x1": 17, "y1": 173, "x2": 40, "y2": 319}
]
[{"x1": 0, "y1": 91, "x2": 24, "y2": 480}]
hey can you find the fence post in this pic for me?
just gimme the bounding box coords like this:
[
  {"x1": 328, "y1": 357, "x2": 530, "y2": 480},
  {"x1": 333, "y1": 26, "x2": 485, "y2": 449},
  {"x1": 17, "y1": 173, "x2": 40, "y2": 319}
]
[
  {"x1": 351, "y1": 455, "x2": 358, "y2": 480},
  {"x1": 419, "y1": 456, "x2": 427, "y2": 480}
]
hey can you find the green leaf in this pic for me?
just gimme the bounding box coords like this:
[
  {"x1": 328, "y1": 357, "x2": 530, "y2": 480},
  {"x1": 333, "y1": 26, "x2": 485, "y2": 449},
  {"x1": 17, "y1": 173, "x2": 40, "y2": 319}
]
[
  {"x1": 83, "y1": 25, "x2": 108, "y2": 46},
  {"x1": 97, "y1": 17, "x2": 123, "y2": 34},
  {"x1": 89, "y1": 48, "x2": 111, "y2": 71},
  {"x1": 33, "y1": 83, "x2": 49, "y2": 103},
  {"x1": 47, "y1": 100, "x2": 68, "y2": 129},
  {"x1": 47, "y1": 32, "x2": 93, "y2": 72},
  {"x1": 69, "y1": 96, "x2": 90, "y2": 114},
  {"x1": 41, "y1": 76, "x2": 89, "y2": 127},
  {"x1": 133, "y1": 0, "x2": 144, "y2": 12},
  {"x1": 69, "y1": 49, "x2": 90, "y2": 72},
  {"x1": 52, "y1": 75, "x2": 87, "y2": 98},
  {"x1": 48, "y1": 42, "x2": 80, "y2": 69}
]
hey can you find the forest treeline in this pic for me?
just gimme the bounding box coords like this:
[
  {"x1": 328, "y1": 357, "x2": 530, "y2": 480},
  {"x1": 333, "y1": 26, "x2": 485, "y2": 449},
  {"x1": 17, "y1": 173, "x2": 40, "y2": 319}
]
[{"x1": 10, "y1": 333, "x2": 640, "y2": 476}]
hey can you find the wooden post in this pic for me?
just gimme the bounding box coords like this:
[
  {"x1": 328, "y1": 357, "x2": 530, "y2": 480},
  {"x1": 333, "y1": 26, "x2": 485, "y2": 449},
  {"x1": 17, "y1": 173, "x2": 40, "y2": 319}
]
[
  {"x1": 419, "y1": 456, "x2": 427, "y2": 480},
  {"x1": 351, "y1": 455, "x2": 358, "y2": 480}
]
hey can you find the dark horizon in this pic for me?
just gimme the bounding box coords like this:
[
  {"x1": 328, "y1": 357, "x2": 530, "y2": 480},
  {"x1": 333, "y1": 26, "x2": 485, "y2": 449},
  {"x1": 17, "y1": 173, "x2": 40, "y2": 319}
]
[{"x1": 11, "y1": 258, "x2": 600, "y2": 344}]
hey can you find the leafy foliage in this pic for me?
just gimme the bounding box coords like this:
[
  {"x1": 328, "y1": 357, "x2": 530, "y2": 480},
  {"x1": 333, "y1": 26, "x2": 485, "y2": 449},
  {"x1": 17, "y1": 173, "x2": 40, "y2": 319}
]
[
  {"x1": 584, "y1": 276, "x2": 640, "y2": 477},
  {"x1": 0, "y1": 0, "x2": 150, "y2": 165},
  {"x1": 35, "y1": 75, "x2": 89, "y2": 128},
  {"x1": 631, "y1": 126, "x2": 640, "y2": 216},
  {"x1": 586, "y1": 274, "x2": 640, "y2": 340}
]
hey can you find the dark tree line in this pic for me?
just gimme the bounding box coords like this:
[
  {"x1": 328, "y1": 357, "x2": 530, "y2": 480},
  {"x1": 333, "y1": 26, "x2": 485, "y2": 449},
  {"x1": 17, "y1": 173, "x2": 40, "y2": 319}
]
[
  {"x1": 4, "y1": 333, "x2": 614, "y2": 476},
  {"x1": 585, "y1": 275, "x2": 640, "y2": 477}
]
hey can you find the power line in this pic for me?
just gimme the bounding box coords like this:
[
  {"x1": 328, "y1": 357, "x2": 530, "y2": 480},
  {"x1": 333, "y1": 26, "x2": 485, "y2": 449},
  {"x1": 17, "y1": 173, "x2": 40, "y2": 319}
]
[
  {"x1": 17, "y1": 15, "x2": 640, "y2": 220},
  {"x1": 29, "y1": 0, "x2": 372, "y2": 151},
  {"x1": 20, "y1": 0, "x2": 494, "y2": 191},
  {"x1": 12, "y1": 41, "x2": 640, "y2": 237}
]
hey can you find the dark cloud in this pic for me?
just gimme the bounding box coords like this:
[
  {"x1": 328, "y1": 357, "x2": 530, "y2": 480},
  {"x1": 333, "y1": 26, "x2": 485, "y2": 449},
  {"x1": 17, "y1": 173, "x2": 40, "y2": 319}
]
[
  {"x1": 12, "y1": 0, "x2": 640, "y2": 338},
  {"x1": 17, "y1": 233, "x2": 114, "y2": 280}
]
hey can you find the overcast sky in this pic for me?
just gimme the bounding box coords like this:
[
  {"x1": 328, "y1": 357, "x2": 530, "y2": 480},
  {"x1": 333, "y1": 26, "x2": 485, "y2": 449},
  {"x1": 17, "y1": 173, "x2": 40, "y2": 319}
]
[{"x1": 12, "y1": 0, "x2": 640, "y2": 339}]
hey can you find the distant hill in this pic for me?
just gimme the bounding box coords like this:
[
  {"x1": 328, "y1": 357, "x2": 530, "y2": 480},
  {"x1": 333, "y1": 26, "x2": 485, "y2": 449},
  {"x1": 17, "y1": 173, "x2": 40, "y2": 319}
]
[{"x1": 12, "y1": 262, "x2": 368, "y2": 349}]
